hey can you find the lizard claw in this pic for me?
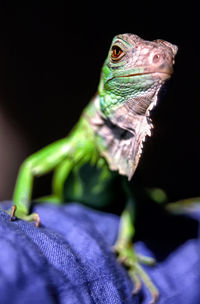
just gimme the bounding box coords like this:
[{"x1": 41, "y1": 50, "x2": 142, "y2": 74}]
[
  {"x1": 22, "y1": 212, "x2": 40, "y2": 227},
  {"x1": 10, "y1": 205, "x2": 17, "y2": 221},
  {"x1": 9, "y1": 205, "x2": 40, "y2": 227},
  {"x1": 149, "y1": 290, "x2": 159, "y2": 304},
  {"x1": 33, "y1": 213, "x2": 40, "y2": 227},
  {"x1": 132, "y1": 280, "x2": 142, "y2": 295},
  {"x1": 113, "y1": 242, "x2": 159, "y2": 303}
]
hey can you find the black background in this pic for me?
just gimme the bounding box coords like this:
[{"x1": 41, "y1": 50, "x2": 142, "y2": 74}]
[{"x1": 0, "y1": 3, "x2": 199, "y2": 202}]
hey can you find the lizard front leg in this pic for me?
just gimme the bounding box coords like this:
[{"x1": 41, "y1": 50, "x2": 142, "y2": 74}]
[
  {"x1": 9, "y1": 137, "x2": 72, "y2": 225},
  {"x1": 113, "y1": 202, "x2": 159, "y2": 304}
]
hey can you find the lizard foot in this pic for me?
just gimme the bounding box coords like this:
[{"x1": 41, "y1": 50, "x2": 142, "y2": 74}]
[
  {"x1": 9, "y1": 205, "x2": 40, "y2": 227},
  {"x1": 112, "y1": 242, "x2": 159, "y2": 304}
]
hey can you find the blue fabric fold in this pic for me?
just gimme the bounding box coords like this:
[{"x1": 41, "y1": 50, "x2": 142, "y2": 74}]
[{"x1": 0, "y1": 202, "x2": 199, "y2": 304}]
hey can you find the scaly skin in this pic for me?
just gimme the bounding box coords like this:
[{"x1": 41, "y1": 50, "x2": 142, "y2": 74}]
[{"x1": 9, "y1": 33, "x2": 178, "y2": 303}]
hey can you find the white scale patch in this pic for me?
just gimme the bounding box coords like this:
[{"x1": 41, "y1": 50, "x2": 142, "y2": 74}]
[{"x1": 89, "y1": 92, "x2": 160, "y2": 180}]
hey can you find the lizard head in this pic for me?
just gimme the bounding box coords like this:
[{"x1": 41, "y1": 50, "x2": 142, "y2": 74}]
[
  {"x1": 98, "y1": 33, "x2": 178, "y2": 118},
  {"x1": 95, "y1": 34, "x2": 178, "y2": 179}
]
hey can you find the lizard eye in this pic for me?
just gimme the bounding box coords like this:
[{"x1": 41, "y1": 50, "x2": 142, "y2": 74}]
[{"x1": 111, "y1": 45, "x2": 124, "y2": 61}]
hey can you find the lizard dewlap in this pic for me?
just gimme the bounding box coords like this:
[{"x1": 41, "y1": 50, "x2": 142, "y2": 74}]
[{"x1": 9, "y1": 33, "x2": 177, "y2": 304}]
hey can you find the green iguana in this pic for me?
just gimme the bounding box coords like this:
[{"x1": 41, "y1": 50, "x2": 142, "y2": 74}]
[{"x1": 9, "y1": 33, "x2": 178, "y2": 303}]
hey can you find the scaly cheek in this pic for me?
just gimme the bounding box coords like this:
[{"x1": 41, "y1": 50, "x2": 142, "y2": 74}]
[{"x1": 104, "y1": 75, "x2": 156, "y2": 98}]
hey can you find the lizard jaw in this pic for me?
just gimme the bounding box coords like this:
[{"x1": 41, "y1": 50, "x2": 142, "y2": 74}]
[{"x1": 118, "y1": 71, "x2": 172, "y2": 81}]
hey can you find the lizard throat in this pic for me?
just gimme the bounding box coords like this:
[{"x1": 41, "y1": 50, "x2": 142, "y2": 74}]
[{"x1": 89, "y1": 94, "x2": 158, "y2": 180}]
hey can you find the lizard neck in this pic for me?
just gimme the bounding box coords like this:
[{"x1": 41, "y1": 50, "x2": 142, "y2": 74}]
[{"x1": 85, "y1": 91, "x2": 159, "y2": 180}]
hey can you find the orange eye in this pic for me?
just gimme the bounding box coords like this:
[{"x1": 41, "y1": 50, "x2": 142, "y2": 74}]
[{"x1": 111, "y1": 45, "x2": 124, "y2": 61}]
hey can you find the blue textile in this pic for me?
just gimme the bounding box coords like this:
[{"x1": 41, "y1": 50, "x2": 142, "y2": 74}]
[{"x1": 0, "y1": 202, "x2": 200, "y2": 304}]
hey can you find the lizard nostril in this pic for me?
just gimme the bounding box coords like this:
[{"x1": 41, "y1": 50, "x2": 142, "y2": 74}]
[{"x1": 152, "y1": 54, "x2": 161, "y2": 64}]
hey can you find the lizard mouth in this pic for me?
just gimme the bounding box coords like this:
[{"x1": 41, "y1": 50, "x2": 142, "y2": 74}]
[
  {"x1": 119, "y1": 70, "x2": 172, "y2": 80},
  {"x1": 107, "y1": 66, "x2": 173, "y2": 83},
  {"x1": 112, "y1": 63, "x2": 174, "y2": 81}
]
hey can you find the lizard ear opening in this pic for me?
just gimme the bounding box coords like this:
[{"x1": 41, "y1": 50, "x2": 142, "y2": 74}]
[{"x1": 154, "y1": 39, "x2": 178, "y2": 56}]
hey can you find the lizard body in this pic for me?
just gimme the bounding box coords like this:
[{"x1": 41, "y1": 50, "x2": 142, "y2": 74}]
[{"x1": 10, "y1": 33, "x2": 177, "y2": 303}]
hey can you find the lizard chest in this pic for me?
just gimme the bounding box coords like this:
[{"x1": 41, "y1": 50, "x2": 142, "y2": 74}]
[{"x1": 63, "y1": 156, "x2": 127, "y2": 213}]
